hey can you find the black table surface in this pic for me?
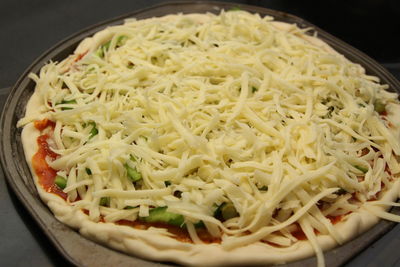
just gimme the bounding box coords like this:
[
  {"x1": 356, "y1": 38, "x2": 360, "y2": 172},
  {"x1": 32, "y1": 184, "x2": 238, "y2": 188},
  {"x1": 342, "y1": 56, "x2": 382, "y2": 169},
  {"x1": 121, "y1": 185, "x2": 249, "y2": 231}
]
[{"x1": 1, "y1": 1, "x2": 400, "y2": 266}]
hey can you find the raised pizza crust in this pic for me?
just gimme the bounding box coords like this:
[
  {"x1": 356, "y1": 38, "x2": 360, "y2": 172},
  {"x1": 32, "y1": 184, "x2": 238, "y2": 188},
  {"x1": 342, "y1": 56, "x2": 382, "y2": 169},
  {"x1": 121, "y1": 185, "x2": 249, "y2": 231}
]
[{"x1": 20, "y1": 12, "x2": 400, "y2": 266}]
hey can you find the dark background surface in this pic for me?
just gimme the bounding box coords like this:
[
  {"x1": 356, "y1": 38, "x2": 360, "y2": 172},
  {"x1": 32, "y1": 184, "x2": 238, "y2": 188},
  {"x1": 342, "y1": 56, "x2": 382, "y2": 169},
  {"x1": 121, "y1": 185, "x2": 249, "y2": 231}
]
[{"x1": 1, "y1": 1, "x2": 400, "y2": 266}]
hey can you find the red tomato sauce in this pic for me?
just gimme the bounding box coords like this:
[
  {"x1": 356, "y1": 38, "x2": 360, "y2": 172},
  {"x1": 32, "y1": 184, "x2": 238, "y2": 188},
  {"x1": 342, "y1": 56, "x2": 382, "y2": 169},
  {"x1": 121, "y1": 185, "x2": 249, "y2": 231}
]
[
  {"x1": 34, "y1": 119, "x2": 55, "y2": 131},
  {"x1": 291, "y1": 216, "x2": 344, "y2": 241},
  {"x1": 327, "y1": 215, "x2": 343, "y2": 225},
  {"x1": 32, "y1": 120, "x2": 67, "y2": 200},
  {"x1": 116, "y1": 219, "x2": 221, "y2": 244},
  {"x1": 292, "y1": 228, "x2": 307, "y2": 241},
  {"x1": 81, "y1": 210, "x2": 220, "y2": 243},
  {"x1": 74, "y1": 51, "x2": 88, "y2": 62},
  {"x1": 291, "y1": 227, "x2": 320, "y2": 241}
]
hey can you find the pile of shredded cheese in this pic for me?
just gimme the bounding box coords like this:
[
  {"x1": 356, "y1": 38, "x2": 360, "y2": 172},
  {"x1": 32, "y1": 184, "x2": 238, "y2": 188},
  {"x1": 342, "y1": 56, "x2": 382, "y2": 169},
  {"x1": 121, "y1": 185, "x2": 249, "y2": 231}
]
[{"x1": 19, "y1": 10, "x2": 400, "y2": 266}]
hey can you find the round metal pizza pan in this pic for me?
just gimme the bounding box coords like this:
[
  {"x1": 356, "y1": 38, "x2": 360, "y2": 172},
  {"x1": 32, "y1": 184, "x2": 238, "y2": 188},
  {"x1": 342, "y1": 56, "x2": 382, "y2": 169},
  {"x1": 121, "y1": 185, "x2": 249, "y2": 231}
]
[{"x1": 1, "y1": 1, "x2": 400, "y2": 266}]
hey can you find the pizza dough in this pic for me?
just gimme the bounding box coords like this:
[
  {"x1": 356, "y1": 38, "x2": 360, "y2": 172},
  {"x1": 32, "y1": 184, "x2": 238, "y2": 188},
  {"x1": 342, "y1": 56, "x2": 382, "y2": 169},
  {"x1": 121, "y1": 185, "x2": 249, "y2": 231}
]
[{"x1": 18, "y1": 10, "x2": 400, "y2": 266}]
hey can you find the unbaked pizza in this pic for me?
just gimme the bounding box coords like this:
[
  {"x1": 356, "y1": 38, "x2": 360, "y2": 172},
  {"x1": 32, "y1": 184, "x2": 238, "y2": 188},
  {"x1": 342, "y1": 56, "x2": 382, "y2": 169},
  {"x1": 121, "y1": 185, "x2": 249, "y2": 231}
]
[{"x1": 18, "y1": 10, "x2": 400, "y2": 266}]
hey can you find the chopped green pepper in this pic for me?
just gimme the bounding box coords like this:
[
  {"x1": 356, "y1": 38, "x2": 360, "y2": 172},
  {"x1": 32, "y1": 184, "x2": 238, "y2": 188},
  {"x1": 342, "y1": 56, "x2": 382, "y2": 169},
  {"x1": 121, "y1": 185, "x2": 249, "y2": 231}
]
[
  {"x1": 116, "y1": 35, "x2": 128, "y2": 47},
  {"x1": 164, "y1": 180, "x2": 172, "y2": 187},
  {"x1": 99, "y1": 197, "x2": 110, "y2": 206},
  {"x1": 125, "y1": 155, "x2": 142, "y2": 182},
  {"x1": 57, "y1": 99, "x2": 77, "y2": 110},
  {"x1": 103, "y1": 41, "x2": 111, "y2": 50},
  {"x1": 221, "y1": 203, "x2": 239, "y2": 221},
  {"x1": 125, "y1": 164, "x2": 142, "y2": 182},
  {"x1": 88, "y1": 122, "x2": 98, "y2": 139},
  {"x1": 95, "y1": 35, "x2": 127, "y2": 58},
  {"x1": 95, "y1": 40, "x2": 111, "y2": 58},
  {"x1": 85, "y1": 168, "x2": 92, "y2": 175},
  {"x1": 61, "y1": 99, "x2": 77, "y2": 105},
  {"x1": 214, "y1": 202, "x2": 239, "y2": 221},
  {"x1": 252, "y1": 86, "x2": 258, "y2": 93},
  {"x1": 374, "y1": 100, "x2": 386, "y2": 114},
  {"x1": 54, "y1": 175, "x2": 67, "y2": 189},
  {"x1": 140, "y1": 206, "x2": 184, "y2": 227},
  {"x1": 130, "y1": 155, "x2": 138, "y2": 162},
  {"x1": 354, "y1": 165, "x2": 368, "y2": 173},
  {"x1": 258, "y1": 186, "x2": 268, "y2": 191}
]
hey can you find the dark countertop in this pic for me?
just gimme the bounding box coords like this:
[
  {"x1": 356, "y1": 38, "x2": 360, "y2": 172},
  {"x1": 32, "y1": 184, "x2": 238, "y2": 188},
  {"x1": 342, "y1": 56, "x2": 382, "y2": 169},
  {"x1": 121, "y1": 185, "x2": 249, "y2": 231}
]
[{"x1": 1, "y1": 1, "x2": 400, "y2": 266}]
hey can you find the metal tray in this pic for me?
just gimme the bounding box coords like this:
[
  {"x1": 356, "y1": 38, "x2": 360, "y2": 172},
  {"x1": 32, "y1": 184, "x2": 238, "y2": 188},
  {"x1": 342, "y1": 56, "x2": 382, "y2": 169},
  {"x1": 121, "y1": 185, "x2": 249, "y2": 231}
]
[{"x1": 1, "y1": 1, "x2": 400, "y2": 266}]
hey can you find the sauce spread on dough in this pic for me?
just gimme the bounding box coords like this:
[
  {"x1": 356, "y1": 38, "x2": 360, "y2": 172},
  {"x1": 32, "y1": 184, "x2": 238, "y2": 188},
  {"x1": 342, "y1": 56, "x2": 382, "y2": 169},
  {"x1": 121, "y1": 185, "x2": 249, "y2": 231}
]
[
  {"x1": 32, "y1": 120, "x2": 67, "y2": 200},
  {"x1": 292, "y1": 228, "x2": 307, "y2": 241},
  {"x1": 116, "y1": 219, "x2": 221, "y2": 244},
  {"x1": 327, "y1": 215, "x2": 343, "y2": 225},
  {"x1": 34, "y1": 119, "x2": 55, "y2": 131},
  {"x1": 74, "y1": 51, "x2": 88, "y2": 62},
  {"x1": 32, "y1": 119, "x2": 220, "y2": 243},
  {"x1": 291, "y1": 216, "x2": 343, "y2": 241}
]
